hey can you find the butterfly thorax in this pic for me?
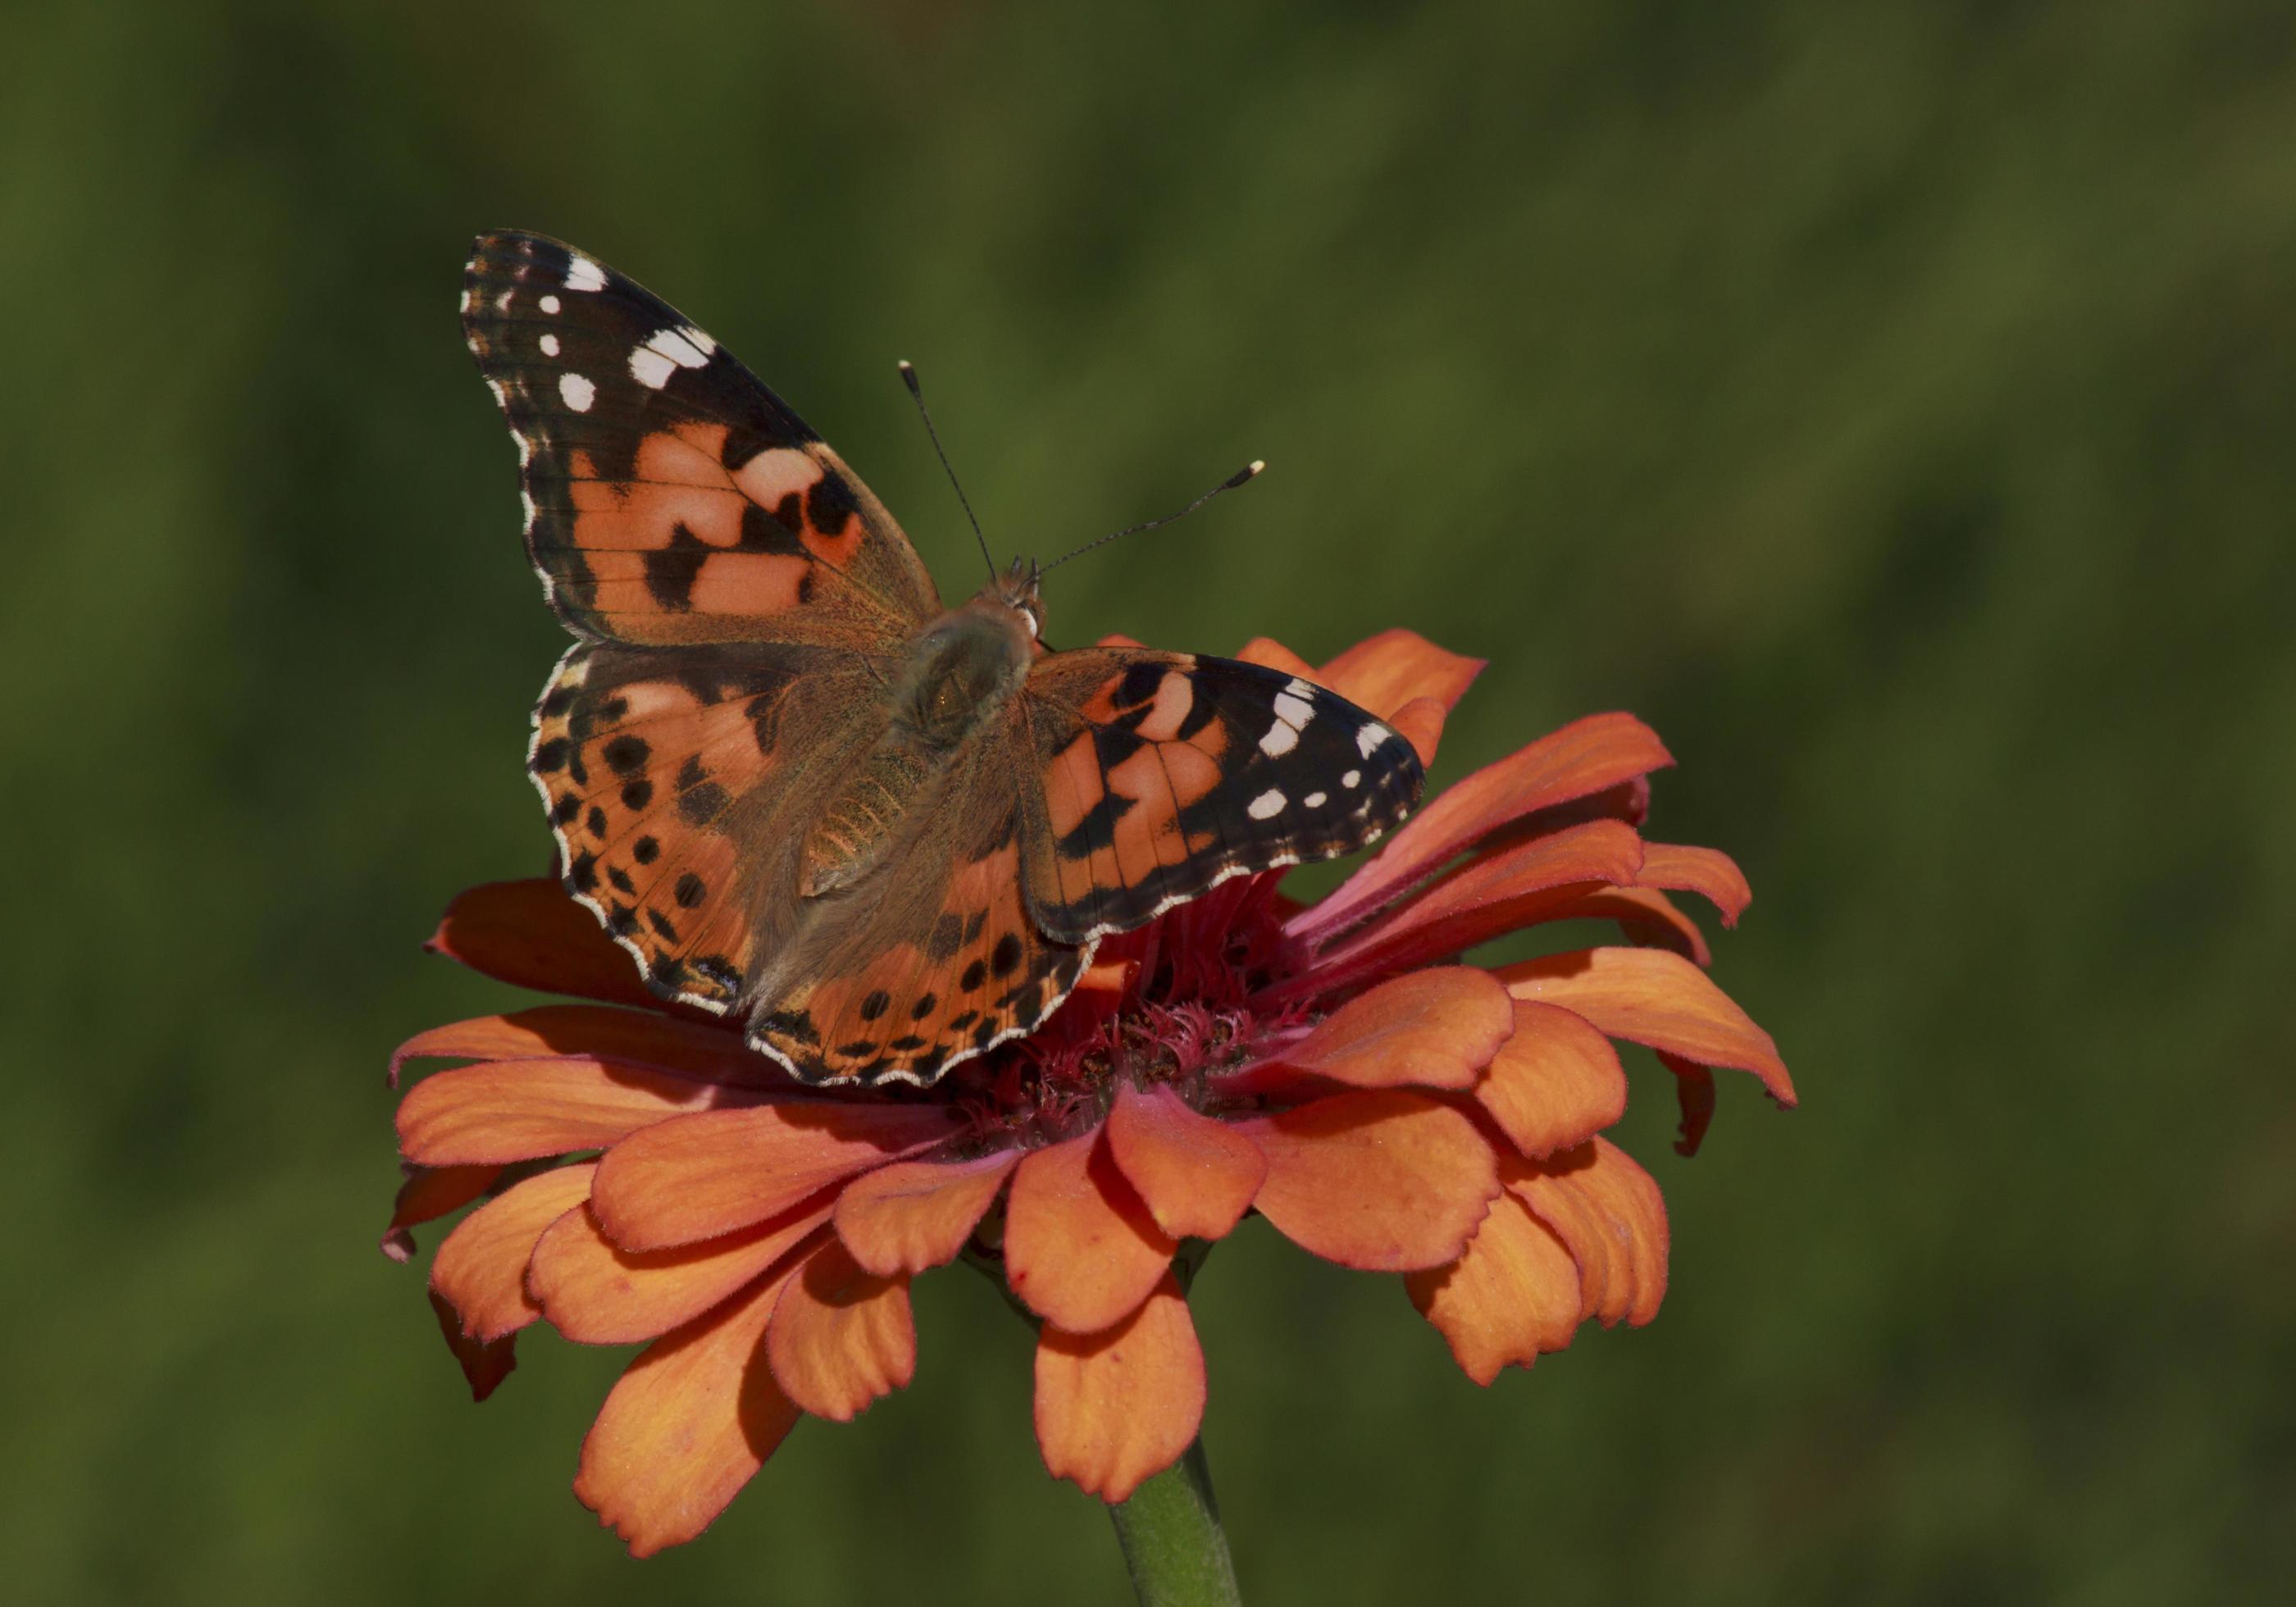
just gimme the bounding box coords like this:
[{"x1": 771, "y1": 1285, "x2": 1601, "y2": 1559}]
[{"x1": 795, "y1": 593, "x2": 1036, "y2": 899}]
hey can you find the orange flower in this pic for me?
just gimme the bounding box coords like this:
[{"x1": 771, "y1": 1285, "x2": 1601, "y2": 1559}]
[{"x1": 383, "y1": 627, "x2": 1793, "y2": 1555}]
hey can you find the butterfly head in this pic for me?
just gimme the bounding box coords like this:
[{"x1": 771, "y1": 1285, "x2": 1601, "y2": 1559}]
[{"x1": 986, "y1": 555, "x2": 1045, "y2": 640}]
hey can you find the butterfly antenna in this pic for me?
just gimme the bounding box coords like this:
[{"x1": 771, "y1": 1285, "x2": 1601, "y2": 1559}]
[
  {"x1": 898, "y1": 361, "x2": 997, "y2": 581},
  {"x1": 1041, "y1": 460, "x2": 1265, "y2": 573}
]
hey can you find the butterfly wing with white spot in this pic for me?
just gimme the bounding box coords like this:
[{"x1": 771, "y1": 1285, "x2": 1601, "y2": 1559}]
[
  {"x1": 1014, "y1": 649, "x2": 1425, "y2": 943},
  {"x1": 463, "y1": 230, "x2": 938, "y2": 649}
]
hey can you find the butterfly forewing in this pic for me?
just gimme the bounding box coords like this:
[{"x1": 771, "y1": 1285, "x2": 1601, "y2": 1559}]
[
  {"x1": 463, "y1": 230, "x2": 938, "y2": 648},
  {"x1": 1016, "y1": 651, "x2": 1424, "y2": 943}
]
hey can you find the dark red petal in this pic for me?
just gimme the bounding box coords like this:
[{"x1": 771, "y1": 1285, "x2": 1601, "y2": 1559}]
[
  {"x1": 1005, "y1": 1131, "x2": 1177, "y2": 1333},
  {"x1": 428, "y1": 1288, "x2": 517, "y2": 1402},
  {"x1": 573, "y1": 1266, "x2": 802, "y2": 1557},
  {"x1": 1235, "y1": 1090, "x2": 1500, "y2": 1272},
  {"x1": 380, "y1": 1163, "x2": 502, "y2": 1262},
  {"x1": 1293, "y1": 712, "x2": 1672, "y2": 941},
  {"x1": 590, "y1": 1102, "x2": 961, "y2": 1252},
  {"x1": 426, "y1": 878, "x2": 657, "y2": 1008},
  {"x1": 1033, "y1": 1270, "x2": 1205, "y2": 1502},
  {"x1": 1105, "y1": 1082, "x2": 1266, "y2": 1241}
]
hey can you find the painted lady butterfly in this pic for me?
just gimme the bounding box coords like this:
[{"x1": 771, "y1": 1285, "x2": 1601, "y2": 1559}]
[{"x1": 462, "y1": 230, "x2": 1424, "y2": 1086}]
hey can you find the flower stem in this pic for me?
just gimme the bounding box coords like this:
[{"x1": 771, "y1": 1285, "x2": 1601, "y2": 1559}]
[{"x1": 1108, "y1": 1435, "x2": 1241, "y2": 1607}]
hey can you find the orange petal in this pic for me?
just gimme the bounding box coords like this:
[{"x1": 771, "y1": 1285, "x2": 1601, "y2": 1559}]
[
  {"x1": 1236, "y1": 1090, "x2": 1499, "y2": 1271},
  {"x1": 1539, "y1": 885, "x2": 1712, "y2": 967},
  {"x1": 396, "y1": 1058, "x2": 760, "y2": 1167},
  {"x1": 1273, "y1": 967, "x2": 1515, "y2": 1090},
  {"x1": 1234, "y1": 635, "x2": 1319, "y2": 680},
  {"x1": 1386, "y1": 696, "x2": 1449, "y2": 766},
  {"x1": 764, "y1": 1236, "x2": 916, "y2": 1422},
  {"x1": 834, "y1": 1149, "x2": 1019, "y2": 1276},
  {"x1": 391, "y1": 1004, "x2": 781, "y2": 1089},
  {"x1": 529, "y1": 1194, "x2": 836, "y2": 1345},
  {"x1": 1500, "y1": 946, "x2": 1795, "y2": 1106},
  {"x1": 1405, "y1": 1190, "x2": 1582, "y2": 1384},
  {"x1": 1474, "y1": 1001, "x2": 1628, "y2": 1159},
  {"x1": 1105, "y1": 1083, "x2": 1266, "y2": 1241},
  {"x1": 426, "y1": 878, "x2": 656, "y2": 1008},
  {"x1": 591, "y1": 1102, "x2": 962, "y2": 1252},
  {"x1": 428, "y1": 1288, "x2": 517, "y2": 1401},
  {"x1": 1297, "y1": 712, "x2": 1673, "y2": 941},
  {"x1": 1637, "y1": 843, "x2": 1750, "y2": 927},
  {"x1": 1514, "y1": 1137, "x2": 1667, "y2": 1326},
  {"x1": 1096, "y1": 631, "x2": 1146, "y2": 649},
  {"x1": 1316, "y1": 627, "x2": 1485, "y2": 720},
  {"x1": 1660, "y1": 1052, "x2": 1719, "y2": 1157},
  {"x1": 573, "y1": 1265, "x2": 802, "y2": 1557},
  {"x1": 380, "y1": 1163, "x2": 502, "y2": 1262},
  {"x1": 1005, "y1": 1131, "x2": 1177, "y2": 1333},
  {"x1": 430, "y1": 1163, "x2": 596, "y2": 1343},
  {"x1": 1034, "y1": 1270, "x2": 1205, "y2": 1502},
  {"x1": 1309, "y1": 821, "x2": 1645, "y2": 984}
]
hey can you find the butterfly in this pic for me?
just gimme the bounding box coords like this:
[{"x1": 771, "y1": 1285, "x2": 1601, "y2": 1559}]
[{"x1": 461, "y1": 230, "x2": 1424, "y2": 1086}]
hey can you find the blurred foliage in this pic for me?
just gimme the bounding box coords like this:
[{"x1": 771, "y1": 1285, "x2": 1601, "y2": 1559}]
[{"x1": 6, "y1": 1, "x2": 2293, "y2": 1602}]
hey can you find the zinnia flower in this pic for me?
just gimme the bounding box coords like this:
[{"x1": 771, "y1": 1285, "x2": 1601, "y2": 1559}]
[{"x1": 383, "y1": 627, "x2": 1793, "y2": 1556}]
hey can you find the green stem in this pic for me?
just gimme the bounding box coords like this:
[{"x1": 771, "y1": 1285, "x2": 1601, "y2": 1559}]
[{"x1": 1107, "y1": 1435, "x2": 1241, "y2": 1607}]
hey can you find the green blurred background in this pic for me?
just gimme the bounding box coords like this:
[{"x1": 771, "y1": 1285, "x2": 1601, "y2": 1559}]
[{"x1": 8, "y1": 2, "x2": 2292, "y2": 1601}]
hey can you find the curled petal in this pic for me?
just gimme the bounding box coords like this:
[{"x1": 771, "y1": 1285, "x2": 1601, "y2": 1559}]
[
  {"x1": 1405, "y1": 1191, "x2": 1582, "y2": 1384},
  {"x1": 1386, "y1": 696, "x2": 1449, "y2": 766},
  {"x1": 574, "y1": 1265, "x2": 802, "y2": 1558},
  {"x1": 1660, "y1": 1053, "x2": 1718, "y2": 1158},
  {"x1": 1474, "y1": 1001, "x2": 1628, "y2": 1159},
  {"x1": 391, "y1": 1004, "x2": 783, "y2": 1089},
  {"x1": 1005, "y1": 1132, "x2": 1177, "y2": 1333},
  {"x1": 1637, "y1": 843, "x2": 1751, "y2": 927},
  {"x1": 1273, "y1": 967, "x2": 1515, "y2": 1090},
  {"x1": 1034, "y1": 1271, "x2": 1205, "y2": 1502},
  {"x1": 1305, "y1": 822, "x2": 1645, "y2": 986},
  {"x1": 591, "y1": 1102, "x2": 961, "y2": 1253},
  {"x1": 1317, "y1": 628, "x2": 1485, "y2": 721},
  {"x1": 834, "y1": 1150, "x2": 1019, "y2": 1277},
  {"x1": 428, "y1": 1288, "x2": 517, "y2": 1401},
  {"x1": 1105, "y1": 1082, "x2": 1266, "y2": 1241},
  {"x1": 1515, "y1": 1138, "x2": 1668, "y2": 1326},
  {"x1": 1500, "y1": 947, "x2": 1795, "y2": 1106},
  {"x1": 1235, "y1": 635, "x2": 1319, "y2": 680},
  {"x1": 765, "y1": 1237, "x2": 916, "y2": 1422},
  {"x1": 380, "y1": 1163, "x2": 501, "y2": 1262},
  {"x1": 1237, "y1": 1090, "x2": 1500, "y2": 1271},
  {"x1": 396, "y1": 1058, "x2": 759, "y2": 1167},
  {"x1": 529, "y1": 1195, "x2": 836, "y2": 1345},
  {"x1": 426, "y1": 879, "x2": 657, "y2": 1008},
  {"x1": 1296, "y1": 712, "x2": 1673, "y2": 941},
  {"x1": 430, "y1": 1163, "x2": 596, "y2": 1344}
]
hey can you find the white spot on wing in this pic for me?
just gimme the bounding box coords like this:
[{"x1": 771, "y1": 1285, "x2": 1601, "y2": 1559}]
[
  {"x1": 565, "y1": 254, "x2": 607, "y2": 292},
  {"x1": 1260, "y1": 720, "x2": 1300, "y2": 758},
  {"x1": 628, "y1": 326, "x2": 711, "y2": 389},
  {"x1": 539, "y1": 333, "x2": 559, "y2": 356},
  {"x1": 1305, "y1": 791, "x2": 1328, "y2": 808},
  {"x1": 1342, "y1": 769, "x2": 1362, "y2": 789},
  {"x1": 558, "y1": 372, "x2": 596, "y2": 412},
  {"x1": 540, "y1": 294, "x2": 561, "y2": 314},
  {"x1": 1357, "y1": 722, "x2": 1391, "y2": 758},
  {"x1": 1248, "y1": 789, "x2": 1287, "y2": 820}
]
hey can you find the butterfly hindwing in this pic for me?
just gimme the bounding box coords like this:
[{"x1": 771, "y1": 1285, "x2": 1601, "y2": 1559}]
[
  {"x1": 529, "y1": 640, "x2": 889, "y2": 1014},
  {"x1": 1017, "y1": 650, "x2": 1425, "y2": 942},
  {"x1": 463, "y1": 230, "x2": 939, "y2": 648}
]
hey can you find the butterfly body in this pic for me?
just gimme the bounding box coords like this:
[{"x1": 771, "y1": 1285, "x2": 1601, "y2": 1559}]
[{"x1": 466, "y1": 231, "x2": 1425, "y2": 1086}]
